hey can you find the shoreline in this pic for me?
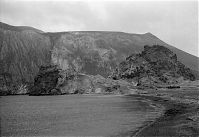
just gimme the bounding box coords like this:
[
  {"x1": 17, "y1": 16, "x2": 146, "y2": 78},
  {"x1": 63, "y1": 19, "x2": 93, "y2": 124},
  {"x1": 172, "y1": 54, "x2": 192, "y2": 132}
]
[{"x1": 130, "y1": 93, "x2": 199, "y2": 137}]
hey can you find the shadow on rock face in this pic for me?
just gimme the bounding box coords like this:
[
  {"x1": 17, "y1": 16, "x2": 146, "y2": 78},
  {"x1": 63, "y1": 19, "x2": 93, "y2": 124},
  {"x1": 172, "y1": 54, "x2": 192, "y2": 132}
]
[{"x1": 29, "y1": 65, "x2": 62, "y2": 96}]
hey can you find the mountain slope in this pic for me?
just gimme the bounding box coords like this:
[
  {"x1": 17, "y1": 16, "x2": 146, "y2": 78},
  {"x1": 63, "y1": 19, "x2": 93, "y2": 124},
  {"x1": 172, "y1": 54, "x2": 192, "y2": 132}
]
[
  {"x1": 0, "y1": 22, "x2": 198, "y2": 88},
  {"x1": 0, "y1": 25, "x2": 51, "y2": 85}
]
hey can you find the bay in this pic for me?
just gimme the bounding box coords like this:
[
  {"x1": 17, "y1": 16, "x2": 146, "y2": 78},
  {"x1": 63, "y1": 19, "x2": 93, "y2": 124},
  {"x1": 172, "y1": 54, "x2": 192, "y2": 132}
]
[{"x1": 0, "y1": 95, "x2": 162, "y2": 136}]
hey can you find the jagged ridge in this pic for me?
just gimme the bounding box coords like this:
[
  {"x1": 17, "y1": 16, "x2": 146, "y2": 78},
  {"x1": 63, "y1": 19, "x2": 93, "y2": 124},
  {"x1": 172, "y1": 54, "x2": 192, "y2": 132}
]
[{"x1": 111, "y1": 45, "x2": 195, "y2": 86}]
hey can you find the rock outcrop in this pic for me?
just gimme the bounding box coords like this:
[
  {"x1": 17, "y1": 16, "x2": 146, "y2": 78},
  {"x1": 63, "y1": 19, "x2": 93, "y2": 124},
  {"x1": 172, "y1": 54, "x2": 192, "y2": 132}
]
[
  {"x1": 29, "y1": 65, "x2": 133, "y2": 95},
  {"x1": 29, "y1": 65, "x2": 62, "y2": 95},
  {"x1": 111, "y1": 45, "x2": 195, "y2": 87}
]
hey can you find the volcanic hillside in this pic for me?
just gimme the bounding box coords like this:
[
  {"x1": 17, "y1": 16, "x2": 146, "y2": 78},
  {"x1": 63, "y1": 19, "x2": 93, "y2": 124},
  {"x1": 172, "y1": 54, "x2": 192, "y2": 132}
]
[{"x1": 0, "y1": 22, "x2": 198, "y2": 86}]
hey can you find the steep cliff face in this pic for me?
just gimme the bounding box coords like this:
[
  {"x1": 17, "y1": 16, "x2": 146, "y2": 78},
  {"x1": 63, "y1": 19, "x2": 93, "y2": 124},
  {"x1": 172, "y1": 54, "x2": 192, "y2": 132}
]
[
  {"x1": 111, "y1": 45, "x2": 195, "y2": 86},
  {"x1": 0, "y1": 22, "x2": 198, "y2": 91}
]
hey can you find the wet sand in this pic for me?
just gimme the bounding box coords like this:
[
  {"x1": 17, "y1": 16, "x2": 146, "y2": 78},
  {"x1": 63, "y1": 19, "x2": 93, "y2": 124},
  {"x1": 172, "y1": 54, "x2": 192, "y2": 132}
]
[{"x1": 131, "y1": 87, "x2": 199, "y2": 137}]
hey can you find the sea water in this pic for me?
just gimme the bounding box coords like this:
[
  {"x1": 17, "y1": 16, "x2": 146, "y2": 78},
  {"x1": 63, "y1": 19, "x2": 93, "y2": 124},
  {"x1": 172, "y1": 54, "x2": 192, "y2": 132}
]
[{"x1": 0, "y1": 95, "x2": 162, "y2": 136}]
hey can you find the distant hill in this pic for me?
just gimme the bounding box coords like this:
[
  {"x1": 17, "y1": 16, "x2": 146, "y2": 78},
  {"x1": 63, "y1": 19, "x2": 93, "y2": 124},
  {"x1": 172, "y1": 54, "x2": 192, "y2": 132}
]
[
  {"x1": 111, "y1": 45, "x2": 195, "y2": 87},
  {"x1": 0, "y1": 22, "x2": 44, "y2": 33},
  {"x1": 0, "y1": 22, "x2": 198, "y2": 88}
]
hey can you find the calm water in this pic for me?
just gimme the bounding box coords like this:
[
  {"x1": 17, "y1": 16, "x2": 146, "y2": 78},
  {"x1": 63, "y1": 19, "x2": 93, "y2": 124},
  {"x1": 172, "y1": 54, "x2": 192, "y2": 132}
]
[{"x1": 0, "y1": 95, "x2": 162, "y2": 137}]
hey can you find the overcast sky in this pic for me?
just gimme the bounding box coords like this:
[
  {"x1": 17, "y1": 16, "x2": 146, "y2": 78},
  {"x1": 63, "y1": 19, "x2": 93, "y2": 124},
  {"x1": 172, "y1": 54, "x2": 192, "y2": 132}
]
[{"x1": 0, "y1": 0, "x2": 198, "y2": 56}]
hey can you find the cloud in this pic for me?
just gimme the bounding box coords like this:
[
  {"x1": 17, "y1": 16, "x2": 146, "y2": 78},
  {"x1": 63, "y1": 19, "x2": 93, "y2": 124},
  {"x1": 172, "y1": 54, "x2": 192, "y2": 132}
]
[{"x1": 0, "y1": 0, "x2": 198, "y2": 56}]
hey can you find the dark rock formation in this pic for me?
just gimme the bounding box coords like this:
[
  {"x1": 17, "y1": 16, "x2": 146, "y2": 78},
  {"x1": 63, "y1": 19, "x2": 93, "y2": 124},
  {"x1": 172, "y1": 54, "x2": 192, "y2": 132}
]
[
  {"x1": 29, "y1": 65, "x2": 62, "y2": 95},
  {"x1": 111, "y1": 45, "x2": 195, "y2": 87},
  {"x1": 29, "y1": 65, "x2": 94, "y2": 95}
]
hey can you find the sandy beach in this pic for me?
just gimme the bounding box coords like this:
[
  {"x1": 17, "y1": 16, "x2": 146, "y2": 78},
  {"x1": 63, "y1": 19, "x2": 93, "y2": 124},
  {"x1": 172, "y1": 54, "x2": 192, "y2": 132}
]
[{"x1": 132, "y1": 87, "x2": 199, "y2": 137}]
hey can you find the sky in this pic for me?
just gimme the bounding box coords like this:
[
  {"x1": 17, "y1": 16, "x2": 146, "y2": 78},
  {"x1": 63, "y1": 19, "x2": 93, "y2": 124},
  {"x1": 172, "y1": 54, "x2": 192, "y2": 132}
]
[{"x1": 0, "y1": 0, "x2": 198, "y2": 57}]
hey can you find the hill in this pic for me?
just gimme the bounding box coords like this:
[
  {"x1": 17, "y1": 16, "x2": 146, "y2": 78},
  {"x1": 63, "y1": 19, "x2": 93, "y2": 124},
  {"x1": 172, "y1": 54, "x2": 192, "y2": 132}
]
[
  {"x1": 0, "y1": 22, "x2": 44, "y2": 33},
  {"x1": 0, "y1": 22, "x2": 198, "y2": 90}
]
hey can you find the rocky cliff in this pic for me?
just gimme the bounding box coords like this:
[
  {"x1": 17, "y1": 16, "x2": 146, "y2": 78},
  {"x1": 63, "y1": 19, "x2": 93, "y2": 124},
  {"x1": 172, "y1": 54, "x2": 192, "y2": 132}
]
[
  {"x1": 29, "y1": 65, "x2": 133, "y2": 95},
  {"x1": 0, "y1": 22, "x2": 198, "y2": 94},
  {"x1": 29, "y1": 65, "x2": 62, "y2": 95},
  {"x1": 111, "y1": 45, "x2": 195, "y2": 87}
]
